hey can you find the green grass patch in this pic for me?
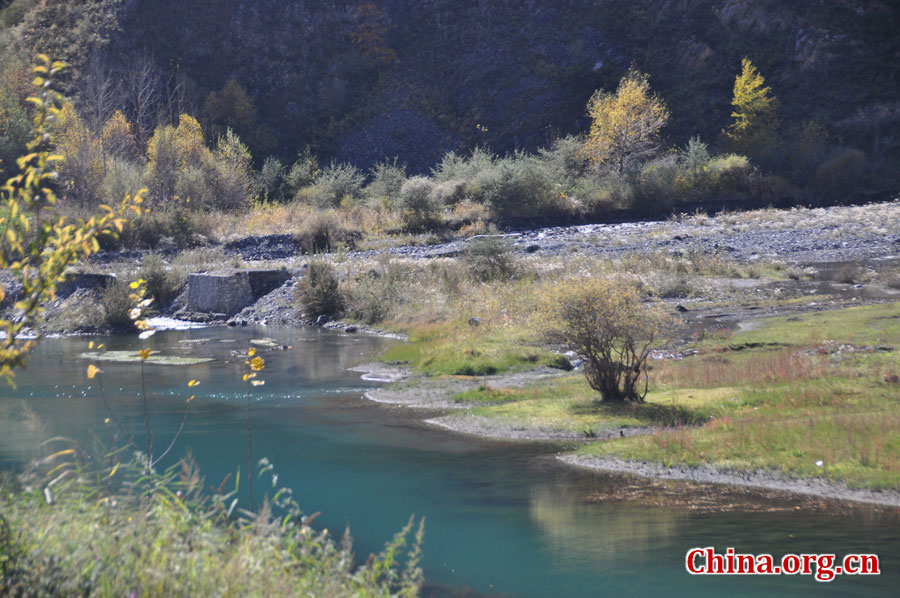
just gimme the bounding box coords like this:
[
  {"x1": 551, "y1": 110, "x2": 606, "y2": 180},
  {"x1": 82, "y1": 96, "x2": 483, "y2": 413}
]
[
  {"x1": 380, "y1": 321, "x2": 571, "y2": 376},
  {"x1": 708, "y1": 302, "x2": 900, "y2": 348},
  {"x1": 579, "y1": 396, "x2": 900, "y2": 490},
  {"x1": 452, "y1": 375, "x2": 729, "y2": 433}
]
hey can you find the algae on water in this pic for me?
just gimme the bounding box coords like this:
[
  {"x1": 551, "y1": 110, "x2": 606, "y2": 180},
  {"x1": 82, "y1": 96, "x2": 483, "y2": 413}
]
[{"x1": 80, "y1": 351, "x2": 214, "y2": 365}]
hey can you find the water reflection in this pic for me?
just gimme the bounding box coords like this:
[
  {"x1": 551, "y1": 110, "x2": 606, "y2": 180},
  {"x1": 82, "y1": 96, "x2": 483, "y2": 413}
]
[{"x1": 530, "y1": 481, "x2": 682, "y2": 572}]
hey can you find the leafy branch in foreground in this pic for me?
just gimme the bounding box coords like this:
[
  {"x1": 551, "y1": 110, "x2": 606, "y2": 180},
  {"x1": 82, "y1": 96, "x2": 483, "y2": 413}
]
[{"x1": 0, "y1": 54, "x2": 143, "y2": 383}]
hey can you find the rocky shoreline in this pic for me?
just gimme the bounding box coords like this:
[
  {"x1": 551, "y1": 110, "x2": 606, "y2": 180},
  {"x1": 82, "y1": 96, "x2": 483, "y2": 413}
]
[{"x1": 559, "y1": 454, "x2": 900, "y2": 508}]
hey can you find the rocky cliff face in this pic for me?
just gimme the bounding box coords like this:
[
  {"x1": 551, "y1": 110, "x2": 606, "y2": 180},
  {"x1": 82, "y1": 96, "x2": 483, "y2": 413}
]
[{"x1": 34, "y1": 0, "x2": 900, "y2": 170}]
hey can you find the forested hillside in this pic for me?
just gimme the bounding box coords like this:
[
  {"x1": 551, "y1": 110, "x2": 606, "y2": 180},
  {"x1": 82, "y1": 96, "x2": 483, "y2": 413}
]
[{"x1": 2, "y1": 0, "x2": 898, "y2": 172}]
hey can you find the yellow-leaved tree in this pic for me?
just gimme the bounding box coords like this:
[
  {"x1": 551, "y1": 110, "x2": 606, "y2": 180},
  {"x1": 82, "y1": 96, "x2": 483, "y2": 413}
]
[
  {"x1": 100, "y1": 109, "x2": 139, "y2": 160},
  {"x1": 0, "y1": 55, "x2": 142, "y2": 383},
  {"x1": 725, "y1": 58, "x2": 780, "y2": 162},
  {"x1": 582, "y1": 69, "x2": 669, "y2": 173}
]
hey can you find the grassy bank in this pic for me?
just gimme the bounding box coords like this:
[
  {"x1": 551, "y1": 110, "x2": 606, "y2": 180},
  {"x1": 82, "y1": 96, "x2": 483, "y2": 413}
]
[
  {"x1": 576, "y1": 302, "x2": 900, "y2": 490},
  {"x1": 435, "y1": 300, "x2": 899, "y2": 490},
  {"x1": 368, "y1": 257, "x2": 899, "y2": 490}
]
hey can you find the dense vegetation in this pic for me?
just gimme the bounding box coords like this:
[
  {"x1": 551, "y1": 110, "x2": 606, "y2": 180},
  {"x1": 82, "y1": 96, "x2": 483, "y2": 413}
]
[
  {"x1": 0, "y1": 451, "x2": 424, "y2": 597},
  {"x1": 1, "y1": 0, "x2": 898, "y2": 250}
]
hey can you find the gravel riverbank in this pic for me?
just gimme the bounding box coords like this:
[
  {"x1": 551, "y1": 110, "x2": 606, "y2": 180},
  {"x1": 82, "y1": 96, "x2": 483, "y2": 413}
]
[{"x1": 559, "y1": 454, "x2": 900, "y2": 508}]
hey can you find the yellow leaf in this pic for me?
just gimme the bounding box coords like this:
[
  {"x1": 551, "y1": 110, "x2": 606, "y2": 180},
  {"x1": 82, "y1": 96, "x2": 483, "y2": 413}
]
[
  {"x1": 87, "y1": 364, "x2": 101, "y2": 379},
  {"x1": 188, "y1": 379, "x2": 199, "y2": 387},
  {"x1": 249, "y1": 356, "x2": 265, "y2": 371},
  {"x1": 109, "y1": 463, "x2": 120, "y2": 478},
  {"x1": 47, "y1": 448, "x2": 75, "y2": 460},
  {"x1": 139, "y1": 348, "x2": 152, "y2": 361},
  {"x1": 247, "y1": 347, "x2": 256, "y2": 357}
]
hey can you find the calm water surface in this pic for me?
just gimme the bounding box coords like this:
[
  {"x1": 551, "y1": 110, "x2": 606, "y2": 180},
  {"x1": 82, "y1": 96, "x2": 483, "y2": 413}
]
[{"x1": 1, "y1": 326, "x2": 897, "y2": 597}]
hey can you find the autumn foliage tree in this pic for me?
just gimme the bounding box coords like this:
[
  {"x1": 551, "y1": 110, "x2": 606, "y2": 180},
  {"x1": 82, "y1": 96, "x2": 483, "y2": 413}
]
[
  {"x1": 54, "y1": 103, "x2": 105, "y2": 206},
  {"x1": 100, "y1": 109, "x2": 139, "y2": 160},
  {"x1": 725, "y1": 58, "x2": 780, "y2": 163},
  {"x1": 582, "y1": 69, "x2": 669, "y2": 173}
]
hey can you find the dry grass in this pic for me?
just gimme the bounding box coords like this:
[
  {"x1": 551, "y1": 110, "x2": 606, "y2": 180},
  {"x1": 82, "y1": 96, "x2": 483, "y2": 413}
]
[
  {"x1": 207, "y1": 203, "x2": 400, "y2": 241},
  {"x1": 651, "y1": 348, "x2": 833, "y2": 389}
]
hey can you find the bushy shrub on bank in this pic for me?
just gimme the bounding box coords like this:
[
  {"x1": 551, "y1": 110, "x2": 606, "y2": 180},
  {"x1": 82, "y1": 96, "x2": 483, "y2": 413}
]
[
  {"x1": 296, "y1": 259, "x2": 344, "y2": 319},
  {"x1": 100, "y1": 279, "x2": 137, "y2": 331}
]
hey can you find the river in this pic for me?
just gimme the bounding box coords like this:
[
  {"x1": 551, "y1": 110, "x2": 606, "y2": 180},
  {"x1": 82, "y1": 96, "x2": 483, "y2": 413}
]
[{"x1": 0, "y1": 325, "x2": 897, "y2": 596}]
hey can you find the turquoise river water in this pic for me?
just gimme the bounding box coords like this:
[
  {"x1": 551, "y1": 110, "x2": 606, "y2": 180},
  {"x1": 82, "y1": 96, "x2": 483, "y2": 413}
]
[{"x1": 0, "y1": 325, "x2": 897, "y2": 597}]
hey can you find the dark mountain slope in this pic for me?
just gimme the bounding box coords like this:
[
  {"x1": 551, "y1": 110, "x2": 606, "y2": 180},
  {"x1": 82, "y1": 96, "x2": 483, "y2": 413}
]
[{"x1": 6, "y1": 0, "x2": 900, "y2": 172}]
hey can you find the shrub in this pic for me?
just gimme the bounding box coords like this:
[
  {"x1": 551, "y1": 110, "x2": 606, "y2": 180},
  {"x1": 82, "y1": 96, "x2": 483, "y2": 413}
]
[
  {"x1": 706, "y1": 153, "x2": 753, "y2": 195},
  {"x1": 881, "y1": 267, "x2": 900, "y2": 290},
  {"x1": 364, "y1": 158, "x2": 407, "y2": 207},
  {"x1": 286, "y1": 146, "x2": 321, "y2": 195},
  {"x1": 464, "y1": 235, "x2": 519, "y2": 282},
  {"x1": 650, "y1": 275, "x2": 693, "y2": 299},
  {"x1": 256, "y1": 156, "x2": 287, "y2": 202},
  {"x1": 0, "y1": 453, "x2": 424, "y2": 597},
  {"x1": 398, "y1": 176, "x2": 441, "y2": 230},
  {"x1": 100, "y1": 279, "x2": 137, "y2": 331},
  {"x1": 579, "y1": 171, "x2": 634, "y2": 213},
  {"x1": 466, "y1": 154, "x2": 552, "y2": 218},
  {"x1": 539, "y1": 278, "x2": 670, "y2": 402},
  {"x1": 139, "y1": 253, "x2": 184, "y2": 308},
  {"x1": 303, "y1": 162, "x2": 365, "y2": 208},
  {"x1": 432, "y1": 147, "x2": 494, "y2": 183},
  {"x1": 295, "y1": 211, "x2": 359, "y2": 254},
  {"x1": 634, "y1": 155, "x2": 680, "y2": 209},
  {"x1": 537, "y1": 134, "x2": 587, "y2": 187},
  {"x1": 345, "y1": 260, "x2": 413, "y2": 324},
  {"x1": 295, "y1": 260, "x2": 344, "y2": 319},
  {"x1": 174, "y1": 165, "x2": 215, "y2": 207},
  {"x1": 115, "y1": 201, "x2": 206, "y2": 250},
  {"x1": 100, "y1": 157, "x2": 144, "y2": 208},
  {"x1": 430, "y1": 179, "x2": 467, "y2": 207}
]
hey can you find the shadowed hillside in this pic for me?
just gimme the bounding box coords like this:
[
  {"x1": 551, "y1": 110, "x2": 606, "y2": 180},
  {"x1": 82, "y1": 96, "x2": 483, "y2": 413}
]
[{"x1": 3, "y1": 0, "x2": 898, "y2": 172}]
